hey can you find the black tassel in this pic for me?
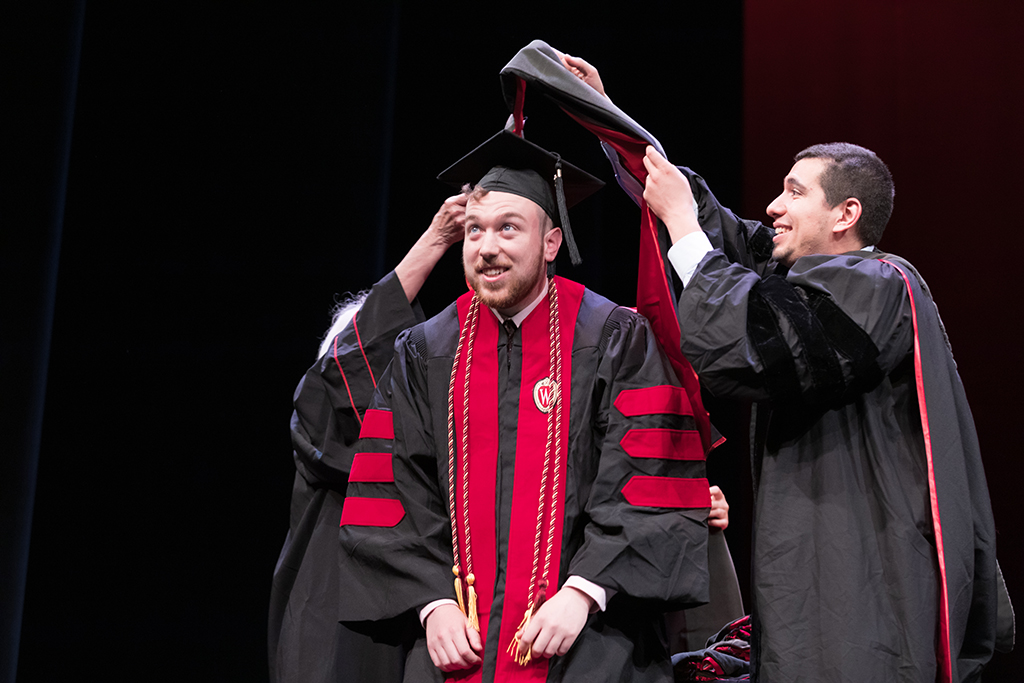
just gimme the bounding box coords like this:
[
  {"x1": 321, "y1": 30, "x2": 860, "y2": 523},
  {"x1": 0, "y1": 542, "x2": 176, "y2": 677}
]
[{"x1": 553, "y1": 158, "x2": 582, "y2": 266}]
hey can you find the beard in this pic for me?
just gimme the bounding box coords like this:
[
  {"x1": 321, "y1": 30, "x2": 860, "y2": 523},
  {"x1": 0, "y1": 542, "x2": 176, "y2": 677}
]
[
  {"x1": 464, "y1": 246, "x2": 547, "y2": 313},
  {"x1": 771, "y1": 241, "x2": 795, "y2": 268}
]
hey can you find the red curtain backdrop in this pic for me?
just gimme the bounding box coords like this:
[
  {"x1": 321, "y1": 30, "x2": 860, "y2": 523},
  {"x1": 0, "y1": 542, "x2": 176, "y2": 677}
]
[{"x1": 743, "y1": 1, "x2": 1023, "y2": 676}]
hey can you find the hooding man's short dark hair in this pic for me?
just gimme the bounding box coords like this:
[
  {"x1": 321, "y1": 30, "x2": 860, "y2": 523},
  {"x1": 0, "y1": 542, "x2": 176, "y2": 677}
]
[{"x1": 795, "y1": 142, "x2": 894, "y2": 246}]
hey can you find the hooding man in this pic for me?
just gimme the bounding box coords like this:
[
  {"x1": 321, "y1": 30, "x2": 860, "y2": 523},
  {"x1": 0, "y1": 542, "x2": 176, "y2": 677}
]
[
  {"x1": 548, "y1": 49, "x2": 1010, "y2": 681},
  {"x1": 640, "y1": 139, "x2": 1007, "y2": 681},
  {"x1": 336, "y1": 130, "x2": 713, "y2": 682},
  {"x1": 270, "y1": 199, "x2": 465, "y2": 683}
]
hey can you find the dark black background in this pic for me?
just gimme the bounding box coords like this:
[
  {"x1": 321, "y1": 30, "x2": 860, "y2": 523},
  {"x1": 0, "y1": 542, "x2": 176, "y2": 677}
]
[{"x1": 7, "y1": 2, "x2": 1019, "y2": 681}]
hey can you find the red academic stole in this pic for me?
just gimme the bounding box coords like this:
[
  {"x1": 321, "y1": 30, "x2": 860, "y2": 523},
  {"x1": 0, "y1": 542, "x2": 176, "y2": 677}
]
[{"x1": 451, "y1": 277, "x2": 583, "y2": 682}]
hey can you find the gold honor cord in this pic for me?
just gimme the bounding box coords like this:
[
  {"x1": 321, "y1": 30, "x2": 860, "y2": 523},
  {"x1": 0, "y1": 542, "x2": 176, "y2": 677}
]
[
  {"x1": 445, "y1": 280, "x2": 566, "y2": 659},
  {"x1": 509, "y1": 278, "x2": 564, "y2": 665},
  {"x1": 460, "y1": 298, "x2": 481, "y2": 631},
  {"x1": 446, "y1": 295, "x2": 480, "y2": 627}
]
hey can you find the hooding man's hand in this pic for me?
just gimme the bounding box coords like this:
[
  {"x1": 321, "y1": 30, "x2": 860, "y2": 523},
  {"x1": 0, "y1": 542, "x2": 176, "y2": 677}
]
[
  {"x1": 709, "y1": 485, "x2": 730, "y2": 531},
  {"x1": 556, "y1": 51, "x2": 608, "y2": 99}
]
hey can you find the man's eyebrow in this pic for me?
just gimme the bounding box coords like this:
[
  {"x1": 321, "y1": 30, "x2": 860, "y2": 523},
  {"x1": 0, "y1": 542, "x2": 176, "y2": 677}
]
[
  {"x1": 785, "y1": 175, "x2": 808, "y2": 192},
  {"x1": 464, "y1": 210, "x2": 530, "y2": 223}
]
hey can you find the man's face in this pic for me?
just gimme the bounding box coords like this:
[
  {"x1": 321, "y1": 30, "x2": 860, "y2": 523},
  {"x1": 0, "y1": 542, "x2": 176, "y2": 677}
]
[
  {"x1": 765, "y1": 157, "x2": 842, "y2": 267},
  {"x1": 462, "y1": 191, "x2": 561, "y2": 317}
]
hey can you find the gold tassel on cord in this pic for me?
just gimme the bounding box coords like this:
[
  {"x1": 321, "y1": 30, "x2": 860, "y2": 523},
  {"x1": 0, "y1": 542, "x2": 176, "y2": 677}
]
[
  {"x1": 453, "y1": 565, "x2": 467, "y2": 617},
  {"x1": 466, "y1": 573, "x2": 480, "y2": 632},
  {"x1": 507, "y1": 602, "x2": 536, "y2": 665},
  {"x1": 506, "y1": 580, "x2": 549, "y2": 665}
]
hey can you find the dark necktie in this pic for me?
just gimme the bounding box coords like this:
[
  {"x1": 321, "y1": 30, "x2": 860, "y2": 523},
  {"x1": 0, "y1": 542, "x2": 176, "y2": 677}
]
[
  {"x1": 503, "y1": 319, "x2": 517, "y2": 372},
  {"x1": 503, "y1": 318, "x2": 517, "y2": 350}
]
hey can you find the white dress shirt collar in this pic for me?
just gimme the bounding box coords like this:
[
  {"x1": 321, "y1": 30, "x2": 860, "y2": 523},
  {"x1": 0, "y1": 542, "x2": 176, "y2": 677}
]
[{"x1": 489, "y1": 281, "x2": 549, "y2": 327}]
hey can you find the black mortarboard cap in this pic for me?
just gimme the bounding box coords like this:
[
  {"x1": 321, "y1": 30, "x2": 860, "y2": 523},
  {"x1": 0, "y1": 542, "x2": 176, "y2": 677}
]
[{"x1": 437, "y1": 129, "x2": 604, "y2": 266}]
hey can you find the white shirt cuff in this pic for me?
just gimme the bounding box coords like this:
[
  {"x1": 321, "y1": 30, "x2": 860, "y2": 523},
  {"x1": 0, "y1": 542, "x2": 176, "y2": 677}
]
[
  {"x1": 563, "y1": 575, "x2": 608, "y2": 613},
  {"x1": 419, "y1": 576, "x2": 609, "y2": 626},
  {"x1": 666, "y1": 231, "x2": 714, "y2": 288},
  {"x1": 419, "y1": 598, "x2": 458, "y2": 627}
]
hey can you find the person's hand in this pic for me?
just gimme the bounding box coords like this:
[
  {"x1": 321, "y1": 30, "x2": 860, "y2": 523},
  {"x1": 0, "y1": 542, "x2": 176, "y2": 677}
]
[
  {"x1": 708, "y1": 485, "x2": 729, "y2": 531},
  {"x1": 395, "y1": 194, "x2": 467, "y2": 302},
  {"x1": 428, "y1": 194, "x2": 468, "y2": 249},
  {"x1": 425, "y1": 604, "x2": 482, "y2": 672},
  {"x1": 556, "y1": 52, "x2": 607, "y2": 99},
  {"x1": 516, "y1": 586, "x2": 592, "y2": 660},
  {"x1": 642, "y1": 146, "x2": 700, "y2": 244}
]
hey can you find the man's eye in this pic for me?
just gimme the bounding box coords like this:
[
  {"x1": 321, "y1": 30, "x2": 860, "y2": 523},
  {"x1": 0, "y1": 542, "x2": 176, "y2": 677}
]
[
  {"x1": 502, "y1": 224, "x2": 515, "y2": 232},
  {"x1": 468, "y1": 225, "x2": 480, "y2": 234}
]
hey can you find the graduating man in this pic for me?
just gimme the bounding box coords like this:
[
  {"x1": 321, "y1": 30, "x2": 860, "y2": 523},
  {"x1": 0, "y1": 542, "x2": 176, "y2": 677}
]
[
  {"x1": 337, "y1": 130, "x2": 712, "y2": 682},
  {"x1": 640, "y1": 140, "x2": 1002, "y2": 681},
  {"x1": 270, "y1": 198, "x2": 465, "y2": 683}
]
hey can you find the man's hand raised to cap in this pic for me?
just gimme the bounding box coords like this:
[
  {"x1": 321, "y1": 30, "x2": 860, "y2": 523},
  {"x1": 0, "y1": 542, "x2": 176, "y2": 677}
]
[
  {"x1": 395, "y1": 194, "x2": 467, "y2": 303},
  {"x1": 428, "y1": 193, "x2": 468, "y2": 249}
]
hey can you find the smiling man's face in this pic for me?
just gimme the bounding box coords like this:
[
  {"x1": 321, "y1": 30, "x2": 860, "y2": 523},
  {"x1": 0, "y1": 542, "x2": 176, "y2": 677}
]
[
  {"x1": 765, "y1": 157, "x2": 843, "y2": 267},
  {"x1": 462, "y1": 190, "x2": 561, "y2": 317}
]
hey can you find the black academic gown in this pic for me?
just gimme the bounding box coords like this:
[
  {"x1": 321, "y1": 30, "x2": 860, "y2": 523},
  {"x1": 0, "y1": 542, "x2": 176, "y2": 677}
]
[
  {"x1": 269, "y1": 271, "x2": 422, "y2": 683},
  {"x1": 672, "y1": 171, "x2": 998, "y2": 681},
  {"x1": 338, "y1": 280, "x2": 711, "y2": 683}
]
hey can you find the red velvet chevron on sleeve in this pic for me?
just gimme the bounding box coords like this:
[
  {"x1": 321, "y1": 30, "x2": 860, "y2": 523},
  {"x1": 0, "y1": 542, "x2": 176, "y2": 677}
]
[
  {"x1": 340, "y1": 497, "x2": 405, "y2": 527},
  {"x1": 622, "y1": 476, "x2": 710, "y2": 508},
  {"x1": 349, "y1": 453, "x2": 395, "y2": 483},
  {"x1": 614, "y1": 385, "x2": 693, "y2": 417},
  {"x1": 341, "y1": 409, "x2": 404, "y2": 527},
  {"x1": 359, "y1": 409, "x2": 394, "y2": 439},
  {"x1": 621, "y1": 429, "x2": 704, "y2": 461}
]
